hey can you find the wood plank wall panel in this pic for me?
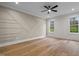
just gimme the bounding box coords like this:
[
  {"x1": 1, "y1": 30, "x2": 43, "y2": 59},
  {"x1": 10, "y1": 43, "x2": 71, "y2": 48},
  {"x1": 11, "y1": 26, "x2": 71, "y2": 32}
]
[
  {"x1": 0, "y1": 6, "x2": 26, "y2": 45},
  {"x1": 0, "y1": 6, "x2": 45, "y2": 47}
]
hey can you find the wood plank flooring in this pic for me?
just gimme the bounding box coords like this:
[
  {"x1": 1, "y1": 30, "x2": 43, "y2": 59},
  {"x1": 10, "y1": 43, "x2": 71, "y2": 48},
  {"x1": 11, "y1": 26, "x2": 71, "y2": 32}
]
[{"x1": 0, "y1": 37, "x2": 79, "y2": 56}]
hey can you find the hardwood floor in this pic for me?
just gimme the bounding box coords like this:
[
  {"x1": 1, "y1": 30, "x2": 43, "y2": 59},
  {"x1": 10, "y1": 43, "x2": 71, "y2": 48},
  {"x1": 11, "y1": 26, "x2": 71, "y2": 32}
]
[{"x1": 0, "y1": 37, "x2": 79, "y2": 56}]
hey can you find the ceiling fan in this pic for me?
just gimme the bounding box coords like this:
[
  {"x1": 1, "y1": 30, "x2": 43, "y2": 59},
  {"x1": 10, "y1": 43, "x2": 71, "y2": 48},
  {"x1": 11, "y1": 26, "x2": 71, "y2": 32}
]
[{"x1": 41, "y1": 5, "x2": 58, "y2": 14}]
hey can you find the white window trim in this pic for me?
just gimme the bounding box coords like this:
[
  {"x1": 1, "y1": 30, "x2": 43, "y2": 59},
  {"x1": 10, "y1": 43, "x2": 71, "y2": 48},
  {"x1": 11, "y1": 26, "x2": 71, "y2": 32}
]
[
  {"x1": 68, "y1": 16, "x2": 79, "y2": 34},
  {"x1": 48, "y1": 19, "x2": 55, "y2": 33}
]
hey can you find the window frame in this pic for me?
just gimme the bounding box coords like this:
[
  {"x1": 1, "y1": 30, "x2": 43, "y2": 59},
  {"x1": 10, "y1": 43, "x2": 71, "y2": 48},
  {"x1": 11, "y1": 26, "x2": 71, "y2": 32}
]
[
  {"x1": 48, "y1": 19, "x2": 55, "y2": 33},
  {"x1": 69, "y1": 16, "x2": 79, "y2": 34}
]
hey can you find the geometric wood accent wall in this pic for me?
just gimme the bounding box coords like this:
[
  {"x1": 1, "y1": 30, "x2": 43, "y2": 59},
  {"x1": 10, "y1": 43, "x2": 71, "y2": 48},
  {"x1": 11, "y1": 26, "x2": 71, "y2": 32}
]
[
  {"x1": 0, "y1": 6, "x2": 26, "y2": 45},
  {"x1": 0, "y1": 6, "x2": 45, "y2": 47}
]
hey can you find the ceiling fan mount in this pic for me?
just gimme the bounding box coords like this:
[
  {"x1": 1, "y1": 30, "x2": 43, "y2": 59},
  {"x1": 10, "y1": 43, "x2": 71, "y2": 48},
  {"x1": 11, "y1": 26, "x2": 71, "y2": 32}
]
[{"x1": 41, "y1": 5, "x2": 58, "y2": 14}]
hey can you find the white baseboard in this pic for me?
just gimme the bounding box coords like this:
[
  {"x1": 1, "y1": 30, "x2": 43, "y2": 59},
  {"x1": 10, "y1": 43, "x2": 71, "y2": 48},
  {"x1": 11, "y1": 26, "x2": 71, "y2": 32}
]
[
  {"x1": 47, "y1": 35, "x2": 79, "y2": 42},
  {"x1": 0, "y1": 36, "x2": 45, "y2": 47}
]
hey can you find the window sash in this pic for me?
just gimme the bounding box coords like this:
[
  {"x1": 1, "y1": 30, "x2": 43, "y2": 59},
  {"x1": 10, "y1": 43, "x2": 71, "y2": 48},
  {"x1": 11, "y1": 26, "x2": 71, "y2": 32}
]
[
  {"x1": 49, "y1": 21, "x2": 54, "y2": 32},
  {"x1": 70, "y1": 16, "x2": 79, "y2": 33}
]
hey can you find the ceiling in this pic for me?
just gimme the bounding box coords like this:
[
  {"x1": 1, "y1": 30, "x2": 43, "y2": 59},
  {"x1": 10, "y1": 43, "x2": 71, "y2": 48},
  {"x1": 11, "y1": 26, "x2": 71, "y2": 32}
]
[{"x1": 0, "y1": 2, "x2": 79, "y2": 18}]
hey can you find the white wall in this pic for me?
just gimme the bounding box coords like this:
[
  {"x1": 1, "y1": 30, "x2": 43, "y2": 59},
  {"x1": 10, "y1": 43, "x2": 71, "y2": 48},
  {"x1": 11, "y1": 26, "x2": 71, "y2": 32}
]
[
  {"x1": 47, "y1": 12, "x2": 79, "y2": 41},
  {"x1": 0, "y1": 6, "x2": 46, "y2": 47}
]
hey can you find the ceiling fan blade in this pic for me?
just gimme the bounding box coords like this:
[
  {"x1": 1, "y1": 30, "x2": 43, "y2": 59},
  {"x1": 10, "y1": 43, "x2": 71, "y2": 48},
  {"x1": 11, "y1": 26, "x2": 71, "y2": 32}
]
[
  {"x1": 41, "y1": 10, "x2": 48, "y2": 12},
  {"x1": 48, "y1": 6, "x2": 51, "y2": 9},
  {"x1": 51, "y1": 5, "x2": 58, "y2": 10},
  {"x1": 44, "y1": 6, "x2": 49, "y2": 9},
  {"x1": 51, "y1": 10, "x2": 57, "y2": 12}
]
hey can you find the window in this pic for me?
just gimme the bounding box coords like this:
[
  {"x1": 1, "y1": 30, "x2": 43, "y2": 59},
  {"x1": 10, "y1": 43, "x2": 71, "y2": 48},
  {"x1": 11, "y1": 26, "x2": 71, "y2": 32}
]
[
  {"x1": 70, "y1": 16, "x2": 79, "y2": 33},
  {"x1": 49, "y1": 21, "x2": 54, "y2": 32}
]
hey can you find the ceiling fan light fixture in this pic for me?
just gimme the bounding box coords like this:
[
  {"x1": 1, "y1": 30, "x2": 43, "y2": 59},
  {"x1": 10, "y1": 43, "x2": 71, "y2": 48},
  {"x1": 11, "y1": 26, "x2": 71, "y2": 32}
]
[
  {"x1": 48, "y1": 10, "x2": 51, "y2": 12},
  {"x1": 41, "y1": 5, "x2": 58, "y2": 14}
]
